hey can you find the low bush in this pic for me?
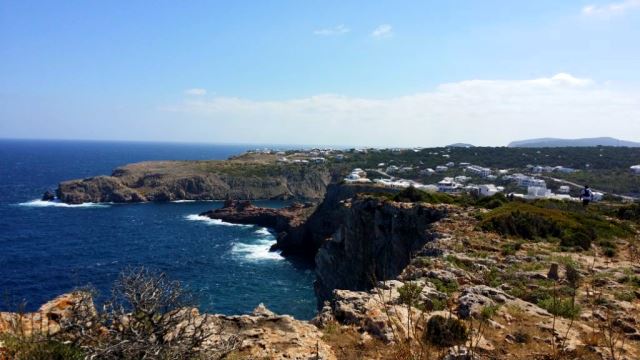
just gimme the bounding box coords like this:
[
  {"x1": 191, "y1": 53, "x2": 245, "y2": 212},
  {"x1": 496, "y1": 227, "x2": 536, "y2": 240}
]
[
  {"x1": 0, "y1": 334, "x2": 84, "y2": 360},
  {"x1": 392, "y1": 186, "x2": 455, "y2": 204},
  {"x1": 537, "y1": 297, "x2": 581, "y2": 319},
  {"x1": 512, "y1": 329, "x2": 531, "y2": 344},
  {"x1": 614, "y1": 203, "x2": 640, "y2": 221},
  {"x1": 423, "y1": 315, "x2": 468, "y2": 348},
  {"x1": 479, "y1": 202, "x2": 632, "y2": 251},
  {"x1": 426, "y1": 277, "x2": 459, "y2": 295},
  {"x1": 397, "y1": 282, "x2": 423, "y2": 308}
]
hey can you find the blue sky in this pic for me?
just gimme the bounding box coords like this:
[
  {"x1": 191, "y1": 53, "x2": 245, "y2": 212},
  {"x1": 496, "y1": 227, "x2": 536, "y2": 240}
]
[{"x1": 1, "y1": 0, "x2": 639, "y2": 146}]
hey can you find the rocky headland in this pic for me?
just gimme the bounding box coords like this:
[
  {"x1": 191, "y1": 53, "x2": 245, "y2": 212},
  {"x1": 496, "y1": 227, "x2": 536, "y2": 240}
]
[{"x1": 51, "y1": 157, "x2": 332, "y2": 204}]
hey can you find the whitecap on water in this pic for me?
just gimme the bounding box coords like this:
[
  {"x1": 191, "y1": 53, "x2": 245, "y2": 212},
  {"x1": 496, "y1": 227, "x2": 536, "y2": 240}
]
[
  {"x1": 185, "y1": 216, "x2": 282, "y2": 261},
  {"x1": 184, "y1": 214, "x2": 253, "y2": 227},
  {"x1": 17, "y1": 199, "x2": 110, "y2": 208},
  {"x1": 231, "y1": 241, "x2": 283, "y2": 261},
  {"x1": 254, "y1": 227, "x2": 272, "y2": 236}
]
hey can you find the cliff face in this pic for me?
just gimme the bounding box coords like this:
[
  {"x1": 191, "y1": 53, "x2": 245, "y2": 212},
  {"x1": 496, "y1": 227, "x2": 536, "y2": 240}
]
[
  {"x1": 314, "y1": 197, "x2": 449, "y2": 304},
  {"x1": 55, "y1": 160, "x2": 331, "y2": 204},
  {"x1": 274, "y1": 183, "x2": 403, "y2": 257}
]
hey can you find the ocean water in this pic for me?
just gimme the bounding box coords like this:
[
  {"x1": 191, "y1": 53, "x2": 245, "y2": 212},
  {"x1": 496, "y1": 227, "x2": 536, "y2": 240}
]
[{"x1": 0, "y1": 139, "x2": 316, "y2": 319}]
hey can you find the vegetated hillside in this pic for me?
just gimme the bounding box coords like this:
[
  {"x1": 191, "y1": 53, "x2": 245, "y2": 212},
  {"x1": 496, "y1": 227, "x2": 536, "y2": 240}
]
[
  {"x1": 313, "y1": 188, "x2": 640, "y2": 359},
  {"x1": 343, "y1": 146, "x2": 640, "y2": 171},
  {"x1": 508, "y1": 137, "x2": 640, "y2": 148}
]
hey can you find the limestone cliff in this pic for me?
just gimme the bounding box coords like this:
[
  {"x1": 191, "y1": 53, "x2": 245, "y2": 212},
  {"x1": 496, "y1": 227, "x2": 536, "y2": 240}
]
[
  {"x1": 54, "y1": 160, "x2": 332, "y2": 204},
  {"x1": 314, "y1": 197, "x2": 449, "y2": 304}
]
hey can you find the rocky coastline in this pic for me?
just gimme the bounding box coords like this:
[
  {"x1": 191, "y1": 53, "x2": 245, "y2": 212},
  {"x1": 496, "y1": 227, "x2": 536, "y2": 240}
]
[
  {"x1": 47, "y1": 160, "x2": 332, "y2": 204},
  {"x1": 15, "y1": 162, "x2": 640, "y2": 358}
]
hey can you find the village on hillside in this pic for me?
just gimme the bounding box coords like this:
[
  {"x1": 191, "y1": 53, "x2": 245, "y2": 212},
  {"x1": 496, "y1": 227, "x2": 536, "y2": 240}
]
[{"x1": 246, "y1": 146, "x2": 640, "y2": 201}]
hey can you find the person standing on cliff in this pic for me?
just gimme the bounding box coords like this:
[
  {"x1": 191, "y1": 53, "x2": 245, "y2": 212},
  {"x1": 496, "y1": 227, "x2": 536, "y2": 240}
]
[{"x1": 580, "y1": 185, "x2": 593, "y2": 207}]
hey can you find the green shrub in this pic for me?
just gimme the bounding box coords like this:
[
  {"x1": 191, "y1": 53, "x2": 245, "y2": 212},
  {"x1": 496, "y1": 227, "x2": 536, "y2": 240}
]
[
  {"x1": 429, "y1": 298, "x2": 447, "y2": 311},
  {"x1": 479, "y1": 202, "x2": 632, "y2": 251},
  {"x1": 423, "y1": 315, "x2": 469, "y2": 348},
  {"x1": 480, "y1": 304, "x2": 500, "y2": 320},
  {"x1": 427, "y1": 277, "x2": 459, "y2": 295},
  {"x1": 475, "y1": 193, "x2": 508, "y2": 209},
  {"x1": 537, "y1": 297, "x2": 581, "y2": 319},
  {"x1": 560, "y1": 229, "x2": 592, "y2": 250},
  {"x1": 0, "y1": 334, "x2": 84, "y2": 360},
  {"x1": 398, "y1": 282, "x2": 423, "y2": 307},
  {"x1": 392, "y1": 186, "x2": 454, "y2": 204},
  {"x1": 615, "y1": 203, "x2": 640, "y2": 221},
  {"x1": 513, "y1": 329, "x2": 531, "y2": 344},
  {"x1": 614, "y1": 291, "x2": 636, "y2": 302}
]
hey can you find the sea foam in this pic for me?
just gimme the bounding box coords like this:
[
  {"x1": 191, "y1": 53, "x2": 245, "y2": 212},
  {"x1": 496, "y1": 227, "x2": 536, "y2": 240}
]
[
  {"x1": 184, "y1": 214, "x2": 253, "y2": 227},
  {"x1": 17, "y1": 199, "x2": 110, "y2": 208},
  {"x1": 231, "y1": 241, "x2": 283, "y2": 261},
  {"x1": 185, "y1": 215, "x2": 282, "y2": 261}
]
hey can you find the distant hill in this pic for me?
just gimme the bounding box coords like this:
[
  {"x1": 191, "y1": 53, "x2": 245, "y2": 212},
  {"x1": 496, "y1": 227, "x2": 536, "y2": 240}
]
[
  {"x1": 446, "y1": 143, "x2": 475, "y2": 148},
  {"x1": 508, "y1": 137, "x2": 640, "y2": 148}
]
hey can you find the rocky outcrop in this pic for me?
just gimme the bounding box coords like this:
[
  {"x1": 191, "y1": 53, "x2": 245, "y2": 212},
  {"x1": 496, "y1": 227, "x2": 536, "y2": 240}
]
[
  {"x1": 53, "y1": 160, "x2": 332, "y2": 204},
  {"x1": 213, "y1": 304, "x2": 335, "y2": 360},
  {"x1": 314, "y1": 197, "x2": 450, "y2": 305},
  {"x1": 0, "y1": 292, "x2": 95, "y2": 337},
  {"x1": 200, "y1": 199, "x2": 318, "y2": 256},
  {"x1": 0, "y1": 294, "x2": 336, "y2": 360},
  {"x1": 200, "y1": 183, "x2": 399, "y2": 257}
]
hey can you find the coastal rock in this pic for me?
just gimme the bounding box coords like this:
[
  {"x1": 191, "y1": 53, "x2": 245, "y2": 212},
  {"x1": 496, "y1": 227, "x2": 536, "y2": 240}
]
[
  {"x1": 0, "y1": 292, "x2": 95, "y2": 337},
  {"x1": 54, "y1": 160, "x2": 332, "y2": 204},
  {"x1": 41, "y1": 190, "x2": 55, "y2": 201},
  {"x1": 314, "y1": 197, "x2": 450, "y2": 304},
  {"x1": 201, "y1": 183, "x2": 400, "y2": 257},
  {"x1": 212, "y1": 304, "x2": 336, "y2": 360},
  {"x1": 0, "y1": 295, "x2": 335, "y2": 360}
]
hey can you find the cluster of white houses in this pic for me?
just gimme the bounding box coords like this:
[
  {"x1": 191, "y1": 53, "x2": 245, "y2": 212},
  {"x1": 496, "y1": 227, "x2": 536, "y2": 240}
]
[{"x1": 344, "y1": 162, "x2": 594, "y2": 201}]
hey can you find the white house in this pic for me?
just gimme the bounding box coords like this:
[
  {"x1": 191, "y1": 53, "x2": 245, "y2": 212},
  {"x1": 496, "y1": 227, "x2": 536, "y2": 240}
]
[
  {"x1": 558, "y1": 185, "x2": 571, "y2": 194},
  {"x1": 554, "y1": 166, "x2": 577, "y2": 174},
  {"x1": 631, "y1": 165, "x2": 640, "y2": 174},
  {"x1": 592, "y1": 192, "x2": 604, "y2": 201},
  {"x1": 527, "y1": 186, "x2": 552, "y2": 198},
  {"x1": 513, "y1": 174, "x2": 546, "y2": 188},
  {"x1": 446, "y1": 162, "x2": 455, "y2": 167},
  {"x1": 466, "y1": 165, "x2": 492, "y2": 177},
  {"x1": 479, "y1": 184, "x2": 499, "y2": 197},
  {"x1": 438, "y1": 177, "x2": 462, "y2": 193},
  {"x1": 386, "y1": 165, "x2": 399, "y2": 173},
  {"x1": 435, "y1": 165, "x2": 448, "y2": 172},
  {"x1": 420, "y1": 168, "x2": 435, "y2": 176}
]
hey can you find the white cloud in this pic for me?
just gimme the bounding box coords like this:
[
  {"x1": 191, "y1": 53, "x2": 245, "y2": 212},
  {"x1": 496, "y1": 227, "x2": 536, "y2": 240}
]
[
  {"x1": 371, "y1": 24, "x2": 393, "y2": 38},
  {"x1": 313, "y1": 25, "x2": 350, "y2": 36},
  {"x1": 185, "y1": 88, "x2": 207, "y2": 96},
  {"x1": 582, "y1": 0, "x2": 640, "y2": 16},
  {"x1": 164, "y1": 74, "x2": 640, "y2": 147}
]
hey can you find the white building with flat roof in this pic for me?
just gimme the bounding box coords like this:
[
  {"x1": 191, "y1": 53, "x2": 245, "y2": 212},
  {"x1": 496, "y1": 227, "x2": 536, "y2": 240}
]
[{"x1": 466, "y1": 165, "x2": 492, "y2": 177}]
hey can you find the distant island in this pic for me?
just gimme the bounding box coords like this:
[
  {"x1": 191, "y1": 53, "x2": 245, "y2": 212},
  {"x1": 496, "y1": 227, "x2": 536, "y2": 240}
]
[{"x1": 508, "y1": 137, "x2": 640, "y2": 148}]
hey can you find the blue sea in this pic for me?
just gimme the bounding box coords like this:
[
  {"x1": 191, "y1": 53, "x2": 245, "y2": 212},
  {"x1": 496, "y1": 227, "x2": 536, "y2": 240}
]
[{"x1": 0, "y1": 139, "x2": 316, "y2": 319}]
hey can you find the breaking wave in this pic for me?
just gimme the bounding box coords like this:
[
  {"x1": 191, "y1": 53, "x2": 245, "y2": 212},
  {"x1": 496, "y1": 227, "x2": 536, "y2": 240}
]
[
  {"x1": 17, "y1": 199, "x2": 110, "y2": 208},
  {"x1": 184, "y1": 214, "x2": 253, "y2": 227}
]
